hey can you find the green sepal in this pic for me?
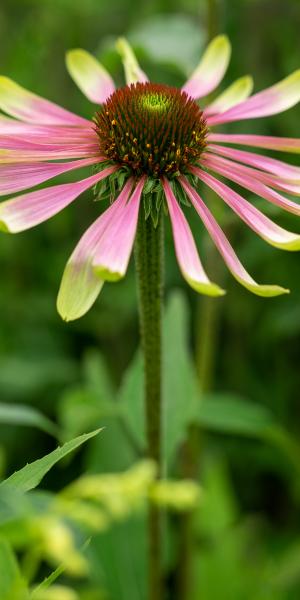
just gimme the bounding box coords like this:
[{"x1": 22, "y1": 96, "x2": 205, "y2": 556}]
[
  {"x1": 143, "y1": 194, "x2": 152, "y2": 220},
  {"x1": 93, "y1": 164, "x2": 131, "y2": 203},
  {"x1": 143, "y1": 177, "x2": 161, "y2": 196},
  {"x1": 170, "y1": 179, "x2": 190, "y2": 207},
  {"x1": 141, "y1": 178, "x2": 165, "y2": 228}
]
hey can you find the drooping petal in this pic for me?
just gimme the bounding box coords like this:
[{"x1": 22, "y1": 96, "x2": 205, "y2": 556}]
[
  {"x1": 0, "y1": 157, "x2": 100, "y2": 196},
  {"x1": 204, "y1": 75, "x2": 253, "y2": 115},
  {"x1": 66, "y1": 49, "x2": 115, "y2": 104},
  {"x1": 206, "y1": 155, "x2": 300, "y2": 195},
  {"x1": 0, "y1": 77, "x2": 90, "y2": 126},
  {"x1": 207, "y1": 70, "x2": 300, "y2": 125},
  {"x1": 162, "y1": 178, "x2": 224, "y2": 296},
  {"x1": 0, "y1": 117, "x2": 95, "y2": 140},
  {"x1": 0, "y1": 165, "x2": 117, "y2": 232},
  {"x1": 0, "y1": 137, "x2": 98, "y2": 151},
  {"x1": 182, "y1": 35, "x2": 231, "y2": 100},
  {"x1": 202, "y1": 156, "x2": 300, "y2": 211},
  {"x1": 208, "y1": 133, "x2": 300, "y2": 154},
  {"x1": 0, "y1": 131, "x2": 97, "y2": 146},
  {"x1": 192, "y1": 167, "x2": 300, "y2": 250},
  {"x1": 207, "y1": 144, "x2": 300, "y2": 181},
  {"x1": 92, "y1": 177, "x2": 145, "y2": 280},
  {"x1": 116, "y1": 38, "x2": 148, "y2": 84},
  {"x1": 180, "y1": 176, "x2": 288, "y2": 297},
  {"x1": 0, "y1": 145, "x2": 100, "y2": 163},
  {"x1": 0, "y1": 137, "x2": 100, "y2": 164},
  {"x1": 57, "y1": 179, "x2": 134, "y2": 321}
]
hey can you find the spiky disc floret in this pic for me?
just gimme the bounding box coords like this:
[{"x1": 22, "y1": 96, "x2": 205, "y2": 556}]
[{"x1": 94, "y1": 82, "x2": 208, "y2": 177}]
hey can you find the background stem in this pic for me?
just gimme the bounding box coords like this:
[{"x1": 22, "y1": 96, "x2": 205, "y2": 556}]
[
  {"x1": 135, "y1": 208, "x2": 164, "y2": 600},
  {"x1": 177, "y1": 3, "x2": 222, "y2": 598}
]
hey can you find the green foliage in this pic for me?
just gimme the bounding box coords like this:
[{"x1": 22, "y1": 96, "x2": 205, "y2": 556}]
[
  {"x1": 0, "y1": 1, "x2": 300, "y2": 598},
  {"x1": 162, "y1": 291, "x2": 199, "y2": 467},
  {"x1": 0, "y1": 430, "x2": 101, "y2": 493},
  {"x1": 0, "y1": 403, "x2": 58, "y2": 438},
  {"x1": 0, "y1": 538, "x2": 29, "y2": 600}
]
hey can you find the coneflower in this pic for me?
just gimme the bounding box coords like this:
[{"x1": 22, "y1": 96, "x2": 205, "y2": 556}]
[{"x1": 0, "y1": 35, "x2": 300, "y2": 321}]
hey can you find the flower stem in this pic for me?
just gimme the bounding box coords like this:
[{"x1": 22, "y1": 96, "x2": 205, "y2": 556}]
[{"x1": 135, "y1": 207, "x2": 164, "y2": 600}]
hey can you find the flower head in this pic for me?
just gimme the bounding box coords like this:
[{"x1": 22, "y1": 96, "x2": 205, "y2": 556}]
[
  {"x1": 1, "y1": 35, "x2": 300, "y2": 320},
  {"x1": 95, "y1": 82, "x2": 208, "y2": 176}
]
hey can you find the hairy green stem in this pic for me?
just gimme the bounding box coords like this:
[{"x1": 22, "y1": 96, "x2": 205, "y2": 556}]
[{"x1": 135, "y1": 207, "x2": 164, "y2": 600}]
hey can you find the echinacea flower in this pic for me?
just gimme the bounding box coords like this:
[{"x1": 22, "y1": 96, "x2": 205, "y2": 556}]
[{"x1": 1, "y1": 35, "x2": 300, "y2": 320}]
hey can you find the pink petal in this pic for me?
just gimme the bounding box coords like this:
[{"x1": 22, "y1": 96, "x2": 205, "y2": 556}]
[
  {"x1": 162, "y1": 178, "x2": 224, "y2": 296},
  {"x1": 207, "y1": 70, "x2": 300, "y2": 125},
  {"x1": 0, "y1": 157, "x2": 101, "y2": 196},
  {"x1": 182, "y1": 35, "x2": 231, "y2": 99},
  {"x1": 180, "y1": 176, "x2": 288, "y2": 297},
  {"x1": 0, "y1": 165, "x2": 117, "y2": 232},
  {"x1": 57, "y1": 179, "x2": 134, "y2": 321},
  {"x1": 0, "y1": 146, "x2": 100, "y2": 163},
  {"x1": 208, "y1": 133, "x2": 300, "y2": 154},
  {"x1": 205, "y1": 152, "x2": 300, "y2": 196},
  {"x1": 202, "y1": 155, "x2": 300, "y2": 214},
  {"x1": 92, "y1": 178, "x2": 146, "y2": 280},
  {"x1": 0, "y1": 137, "x2": 98, "y2": 151},
  {"x1": 0, "y1": 137, "x2": 100, "y2": 163},
  {"x1": 192, "y1": 167, "x2": 300, "y2": 250},
  {"x1": 0, "y1": 117, "x2": 94, "y2": 138},
  {"x1": 208, "y1": 144, "x2": 300, "y2": 181},
  {"x1": 0, "y1": 77, "x2": 90, "y2": 126},
  {"x1": 0, "y1": 130, "x2": 97, "y2": 147},
  {"x1": 204, "y1": 75, "x2": 253, "y2": 116}
]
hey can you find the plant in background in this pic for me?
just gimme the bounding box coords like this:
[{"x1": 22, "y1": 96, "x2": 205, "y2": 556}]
[
  {"x1": 0, "y1": 440, "x2": 200, "y2": 600},
  {"x1": 1, "y1": 32, "x2": 300, "y2": 600}
]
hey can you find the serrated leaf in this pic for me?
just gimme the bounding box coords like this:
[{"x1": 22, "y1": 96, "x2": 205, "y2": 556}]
[{"x1": 0, "y1": 429, "x2": 101, "y2": 493}]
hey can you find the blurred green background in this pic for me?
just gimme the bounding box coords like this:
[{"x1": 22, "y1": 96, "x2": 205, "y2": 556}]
[{"x1": 1, "y1": 0, "x2": 300, "y2": 598}]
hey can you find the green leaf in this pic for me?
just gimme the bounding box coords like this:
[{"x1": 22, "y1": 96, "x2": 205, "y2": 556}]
[
  {"x1": 118, "y1": 351, "x2": 145, "y2": 450},
  {"x1": 163, "y1": 291, "x2": 199, "y2": 468},
  {"x1": 196, "y1": 395, "x2": 300, "y2": 473},
  {"x1": 197, "y1": 394, "x2": 275, "y2": 437},
  {"x1": 58, "y1": 350, "x2": 116, "y2": 441},
  {"x1": 89, "y1": 515, "x2": 147, "y2": 600},
  {"x1": 0, "y1": 403, "x2": 59, "y2": 438},
  {"x1": 31, "y1": 539, "x2": 91, "y2": 598},
  {"x1": 0, "y1": 356, "x2": 76, "y2": 399},
  {"x1": 0, "y1": 429, "x2": 101, "y2": 493},
  {"x1": 30, "y1": 565, "x2": 71, "y2": 599},
  {"x1": 0, "y1": 486, "x2": 35, "y2": 525},
  {"x1": 85, "y1": 418, "x2": 136, "y2": 473},
  {"x1": 0, "y1": 537, "x2": 29, "y2": 600},
  {"x1": 117, "y1": 291, "x2": 200, "y2": 469},
  {"x1": 192, "y1": 459, "x2": 261, "y2": 600}
]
